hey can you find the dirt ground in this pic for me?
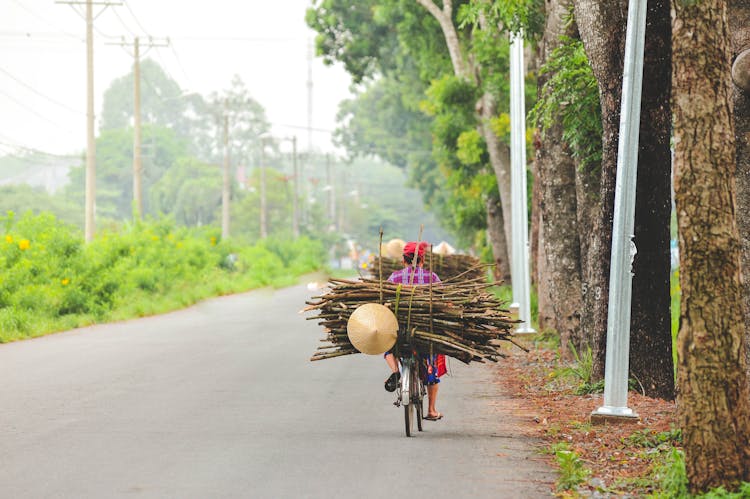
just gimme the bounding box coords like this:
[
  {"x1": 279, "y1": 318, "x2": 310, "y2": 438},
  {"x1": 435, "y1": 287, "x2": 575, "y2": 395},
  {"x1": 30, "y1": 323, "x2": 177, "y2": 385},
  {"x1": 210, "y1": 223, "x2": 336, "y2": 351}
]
[{"x1": 492, "y1": 338, "x2": 678, "y2": 497}]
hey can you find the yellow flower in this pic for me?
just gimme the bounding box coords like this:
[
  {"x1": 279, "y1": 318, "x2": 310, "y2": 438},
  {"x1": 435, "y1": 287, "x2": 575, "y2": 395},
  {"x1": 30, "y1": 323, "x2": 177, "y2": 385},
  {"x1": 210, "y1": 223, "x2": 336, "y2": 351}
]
[
  {"x1": 210, "y1": 236, "x2": 217, "y2": 246},
  {"x1": 5, "y1": 235, "x2": 12, "y2": 244},
  {"x1": 151, "y1": 235, "x2": 159, "y2": 241},
  {"x1": 61, "y1": 278, "x2": 70, "y2": 286},
  {"x1": 18, "y1": 239, "x2": 30, "y2": 250}
]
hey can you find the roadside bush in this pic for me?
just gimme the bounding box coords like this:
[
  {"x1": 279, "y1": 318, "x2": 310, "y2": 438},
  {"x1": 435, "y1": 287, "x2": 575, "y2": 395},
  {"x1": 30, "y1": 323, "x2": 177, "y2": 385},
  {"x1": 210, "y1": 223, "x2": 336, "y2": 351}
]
[{"x1": 0, "y1": 211, "x2": 326, "y2": 342}]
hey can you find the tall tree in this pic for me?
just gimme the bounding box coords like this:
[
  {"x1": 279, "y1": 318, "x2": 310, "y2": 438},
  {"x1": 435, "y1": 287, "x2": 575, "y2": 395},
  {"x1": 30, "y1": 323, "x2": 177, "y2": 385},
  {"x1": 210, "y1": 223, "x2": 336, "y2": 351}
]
[
  {"x1": 150, "y1": 157, "x2": 221, "y2": 226},
  {"x1": 100, "y1": 59, "x2": 183, "y2": 131},
  {"x1": 729, "y1": 0, "x2": 750, "y2": 374},
  {"x1": 629, "y1": 0, "x2": 673, "y2": 400},
  {"x1": 100, "y1": 58, "x2": 213, "y2": 160},
  {"x1": 533, "y1": 0, "x2": 583, "y2": 356},
  {"x1": 65, "y1": 126, "x2": 188, "y2": 221},
  {"x1": 571, "y1": 0, "x2": 626, "y2": 379},
  {"x1": 416, "y1": 0, "x2": 516, "y2": 273},
  {"x1": 308, "y1": 0, "x2": 517, "y2": 273},
  {"x1": 207, "y1": 75, "x2": 271, "y2": 168},
  {"x1": 572, "y1": 0, "x2": 672, "y2": 391},
  {"x1": 673, "y1": 0, "x2": 750, "y2": 491}
]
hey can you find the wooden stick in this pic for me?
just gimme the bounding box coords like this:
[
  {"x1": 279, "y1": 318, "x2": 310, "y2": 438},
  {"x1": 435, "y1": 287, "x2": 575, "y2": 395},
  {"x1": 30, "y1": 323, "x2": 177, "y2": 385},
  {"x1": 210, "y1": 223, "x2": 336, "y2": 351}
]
[{"x1": 378, "y1": 226, "x2": 383, "y2": 304}]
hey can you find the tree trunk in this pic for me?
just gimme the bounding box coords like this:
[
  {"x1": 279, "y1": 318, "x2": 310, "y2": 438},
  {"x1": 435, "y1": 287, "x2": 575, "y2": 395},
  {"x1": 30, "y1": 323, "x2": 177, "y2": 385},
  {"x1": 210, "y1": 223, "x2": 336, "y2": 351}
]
[
  {"x1": 535, "y1": 217, "x2": 555, "y2": 332},
  {"x1": 537, "y1": 0, "x2": 582, "y2": 358},
  {"x1": 729, "y1": 0, "x2": 750, "y2": 380},
  {"x1": 530, "y1": 156, "x2": 540, "y2": 289},
  {"x1": 415, "y1": 0, "x2": 468, "y2": 77},
  {"x1": 480, "y1": 94, "x2": 514, "y2": 267},
  {"x1": 572, "y1": 0, "x2": 627, "y2": 379},
  {"x1": 731, "y1": 0, "x2": 750, "y2": 94},
  {"x1": 629, "y1": 0, "x2": 674, "y2": 400},
  {"x1": 486, "y1": 195, "x2": 512, "y2": 283},
  {"x1": 673, "y1": 0, "x2": 750, "y2": 491},
  {"x1": 530, "y1": 151, "x2": 555, "y2": 331}
]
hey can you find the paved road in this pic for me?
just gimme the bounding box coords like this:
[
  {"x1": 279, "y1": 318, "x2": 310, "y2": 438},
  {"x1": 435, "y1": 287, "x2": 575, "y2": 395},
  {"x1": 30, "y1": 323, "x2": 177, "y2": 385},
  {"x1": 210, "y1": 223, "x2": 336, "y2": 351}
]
[{"x1": 0, "y1": 281, "x2": 554, "y2": 498}]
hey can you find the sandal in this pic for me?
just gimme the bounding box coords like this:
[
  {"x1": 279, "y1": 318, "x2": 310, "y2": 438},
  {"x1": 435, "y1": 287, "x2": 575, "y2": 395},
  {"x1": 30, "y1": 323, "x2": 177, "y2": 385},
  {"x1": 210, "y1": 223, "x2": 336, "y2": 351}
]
[
  {"x1": 384, "y1": 372, "x2": 401, "y2": 392},
  {"x1": 424, "y1": 413, "x2": 443, "y2": 421}
]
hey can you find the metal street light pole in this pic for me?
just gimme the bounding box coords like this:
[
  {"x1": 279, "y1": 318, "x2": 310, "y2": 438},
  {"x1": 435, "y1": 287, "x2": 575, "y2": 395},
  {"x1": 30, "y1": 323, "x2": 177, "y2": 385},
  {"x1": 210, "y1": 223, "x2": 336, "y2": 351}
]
[
  {"x1": 510, "y1": 31, "x2": 535, "y2": 334},
  {"x1": 591, "y1": 0, "x2": 647, "y2": 422}
]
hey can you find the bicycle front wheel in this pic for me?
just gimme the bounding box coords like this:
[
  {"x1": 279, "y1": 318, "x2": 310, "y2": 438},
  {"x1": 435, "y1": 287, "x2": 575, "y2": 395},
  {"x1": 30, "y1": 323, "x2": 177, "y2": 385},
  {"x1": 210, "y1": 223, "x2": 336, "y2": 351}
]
[
  {"x1": 402, "y1": 363, "x2": 416, "y2": 437},
  {"x1": 404, "y1": 400, "x2": 414, "y2": 437},
  {"x1": 415, "y1": 375, "x2": 424, "y2": 432}
]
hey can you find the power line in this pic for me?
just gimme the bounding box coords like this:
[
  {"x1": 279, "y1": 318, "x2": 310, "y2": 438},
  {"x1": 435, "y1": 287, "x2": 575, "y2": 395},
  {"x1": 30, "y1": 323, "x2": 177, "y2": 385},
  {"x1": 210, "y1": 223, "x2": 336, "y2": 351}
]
[
  {"x1": 111, "y1": 7, "x2": 138, "y2": 37},
  {"x1": 0, "y1": 137, "x2": 80, "y2": 159},
  {"x1": 153, "y1": 47, "x2": 179, "y2": 86},
  {"x1": 168, "y1": 41, "x2": 192, "y2": 88},
  {"x1": 169, "y1": 35, "x2": 297, "y2": 43},
  {"x1": 91, "y1": 22, "x2": 119, "y2": 40},
  {"x1": 0, "y1": 67, "x2": 84, "y2": 115},
  {"x1": 275, "y1": 123, "x2": 334, "y2": 134},
  {"x1": 0, "y1": 30, "x2": 82, "y2": 41},
  {"x1": 8, "y1": 0, "x2": 83, "y2": 41},
  {"x1": 122, "y1": 0, "x2": 151, "y2": 37},
  {"x1": 0, "y1": 88, "x2": 79, "y2": 134},
  {"x1": 0, "y1": 31, "x2": 126, "y2": 48}
]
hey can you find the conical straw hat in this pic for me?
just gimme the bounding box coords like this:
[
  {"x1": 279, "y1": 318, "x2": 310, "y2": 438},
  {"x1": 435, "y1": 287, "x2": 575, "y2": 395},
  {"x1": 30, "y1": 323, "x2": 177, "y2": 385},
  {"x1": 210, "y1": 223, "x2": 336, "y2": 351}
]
[
  {"x1": 433, "y1": 241, "x2": 456, "y2": 256},
  {"x1": 385, "y1": 238, "x2": 406, "y2": 258},
  {"x1": 347, "y1": 303, "x2": 399, "y2": 355}
]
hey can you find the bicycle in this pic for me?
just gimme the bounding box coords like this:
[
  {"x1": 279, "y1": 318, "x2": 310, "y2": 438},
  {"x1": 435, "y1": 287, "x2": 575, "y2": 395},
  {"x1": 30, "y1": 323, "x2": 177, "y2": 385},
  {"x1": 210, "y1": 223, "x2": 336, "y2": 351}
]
[{"x1": 394, "y1": 345, "x2": 426, "y2": 437}]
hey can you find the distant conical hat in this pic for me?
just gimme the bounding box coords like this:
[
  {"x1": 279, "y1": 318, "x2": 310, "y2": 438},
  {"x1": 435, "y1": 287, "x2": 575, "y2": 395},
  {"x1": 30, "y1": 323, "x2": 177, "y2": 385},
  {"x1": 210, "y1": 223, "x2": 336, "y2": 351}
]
[
  {"x1": 347, "y1": 303, "x2": 399, "y2": 355},
  {"x1": 433, "y1": 241, "x2": 456, "y2": 256},
  {"x1": 385, "y1": 238, "x2": 406, "y2": 258}
]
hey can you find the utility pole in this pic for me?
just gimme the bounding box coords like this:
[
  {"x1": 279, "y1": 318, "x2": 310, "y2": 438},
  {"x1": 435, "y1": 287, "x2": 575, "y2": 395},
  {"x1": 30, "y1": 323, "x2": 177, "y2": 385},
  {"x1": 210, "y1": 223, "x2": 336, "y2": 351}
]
[
  {"x1": 306, "y1": 38, "x2": 314, "y2": 152},
  {"x1": 132, "y1": 36, "x2": 142, "y2": 219},
  {"x1": 292, "y1": 136, "x2": 299, "y2": 238},
  {"x1": 57, "y1": 0, "x2": 120, "y2": 242},
  {"x1": 84, "y1": 0, "x2": 95, "y2": 241},
  {"x1": 300, "y1": 152, "x2": 308, "y2": 229},
  {"x1": 326, "y1": 154, "x2": 335, "y2": 231},
  {"x1": 337, "y1": 167, "x2": 347, "y2": 234},
  {"x1": 222, "y1": 109, "x2": 231, "y2": 239},
  {"x1": 107, "y1": 36, "x2": 169, "y2": 221},
  {"x1": 259, "y1": 137, "x2": 268, "y2": 239}
]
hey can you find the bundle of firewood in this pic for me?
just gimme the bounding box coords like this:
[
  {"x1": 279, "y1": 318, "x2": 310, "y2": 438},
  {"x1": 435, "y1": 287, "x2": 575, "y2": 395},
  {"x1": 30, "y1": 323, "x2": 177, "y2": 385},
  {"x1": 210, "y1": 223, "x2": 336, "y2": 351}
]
[
  {"x1": 371, "y1": 254, "x2": 488, "y2": 282},
  {"x1": 305, "y1": 276, "x2": 525, "y2": 364}
]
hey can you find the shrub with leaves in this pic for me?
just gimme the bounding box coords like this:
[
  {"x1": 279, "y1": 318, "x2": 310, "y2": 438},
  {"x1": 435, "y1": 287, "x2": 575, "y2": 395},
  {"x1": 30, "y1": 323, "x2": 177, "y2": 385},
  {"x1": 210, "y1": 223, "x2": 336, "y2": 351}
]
[
  {"x1": 0, "y1": 211, "x2": 326, "y2": 342},
  {"x1": 530, "y1": 36, "x2": 603, "y2": 173}
]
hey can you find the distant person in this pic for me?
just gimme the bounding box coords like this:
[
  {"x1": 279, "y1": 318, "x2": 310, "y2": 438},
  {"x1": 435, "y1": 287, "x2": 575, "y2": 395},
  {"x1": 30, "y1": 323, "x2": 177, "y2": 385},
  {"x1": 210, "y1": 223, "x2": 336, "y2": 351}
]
[{"x1": 383, "y1": 241, "x2": 446, "y2": 421}]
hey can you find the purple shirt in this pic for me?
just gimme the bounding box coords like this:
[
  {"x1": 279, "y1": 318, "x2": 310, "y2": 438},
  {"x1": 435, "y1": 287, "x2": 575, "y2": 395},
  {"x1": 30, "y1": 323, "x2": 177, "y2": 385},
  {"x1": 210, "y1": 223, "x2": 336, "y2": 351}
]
[{"x1": 387, "y1": 266, "x2": 441, "y2": 285}]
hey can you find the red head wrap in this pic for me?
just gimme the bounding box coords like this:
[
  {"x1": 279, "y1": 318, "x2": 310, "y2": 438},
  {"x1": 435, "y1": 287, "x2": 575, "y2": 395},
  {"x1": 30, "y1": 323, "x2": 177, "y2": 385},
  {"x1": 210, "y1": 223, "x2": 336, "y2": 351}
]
[{"x1": 403, "y1": 241, "x2": 429, "y2": 257}]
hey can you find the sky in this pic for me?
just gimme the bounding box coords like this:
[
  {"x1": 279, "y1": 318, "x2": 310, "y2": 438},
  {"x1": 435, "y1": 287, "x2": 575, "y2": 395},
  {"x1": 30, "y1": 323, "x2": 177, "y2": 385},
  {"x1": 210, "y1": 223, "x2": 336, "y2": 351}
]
[{"x1": 0, "y1": 0, "x2": 354, "y2": 157}]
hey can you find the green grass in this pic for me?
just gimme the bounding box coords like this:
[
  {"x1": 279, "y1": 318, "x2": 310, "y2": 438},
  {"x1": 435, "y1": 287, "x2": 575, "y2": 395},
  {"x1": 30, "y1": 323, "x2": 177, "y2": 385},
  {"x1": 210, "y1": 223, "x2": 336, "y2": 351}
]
[
  {"x1": 551, "y1": 442, "x2": 591, "y2": 492},
  {"x1": 0, "y1": 212, "x2": 326, "y2": 342}
]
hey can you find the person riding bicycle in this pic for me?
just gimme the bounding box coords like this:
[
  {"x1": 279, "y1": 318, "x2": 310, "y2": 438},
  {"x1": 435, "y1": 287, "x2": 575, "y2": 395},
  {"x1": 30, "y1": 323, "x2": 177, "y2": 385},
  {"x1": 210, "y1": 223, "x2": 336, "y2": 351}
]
[{"x1": 383, "y1": 241, "x2": 446, "y2": 421}]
